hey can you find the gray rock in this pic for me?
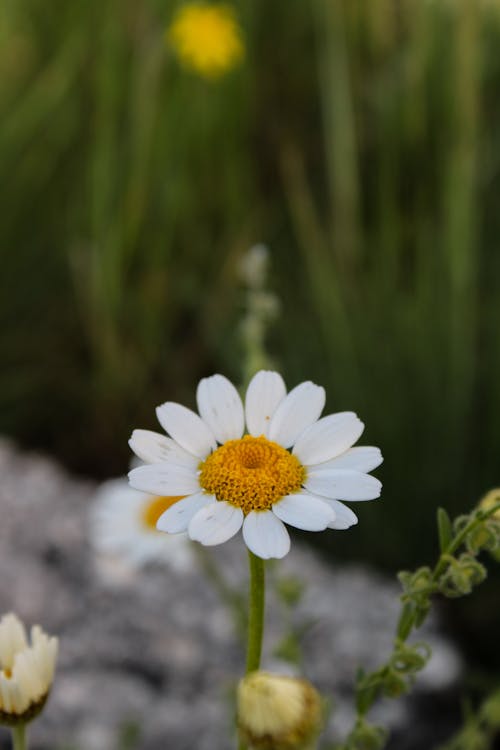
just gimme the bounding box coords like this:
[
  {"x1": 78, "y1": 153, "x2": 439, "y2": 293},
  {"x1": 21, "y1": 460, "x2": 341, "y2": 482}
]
[{"x1": 0, "y1": 438, "x2": 461, "y2": 749}]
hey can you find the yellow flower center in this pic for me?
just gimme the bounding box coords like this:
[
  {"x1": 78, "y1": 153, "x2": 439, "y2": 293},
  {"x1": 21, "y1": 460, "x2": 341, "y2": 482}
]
[
  {"x1": 141, "y1": 496, "x2": 184, "y2": 530},
  {"x1": 199, "y1": 435, "x2": 306, "y2": 514}
]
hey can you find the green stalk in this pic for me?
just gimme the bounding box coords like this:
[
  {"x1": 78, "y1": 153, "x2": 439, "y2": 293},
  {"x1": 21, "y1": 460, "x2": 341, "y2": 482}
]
[
  {"x1": 238, "y1": 551, "x2": 266, "y2": 750},
  {"x1": 432, "y1": 502, "x2": 500, "y2": 582},
  {"x1": 315, "y1": 0, "x2": 360, "y2": 271},
  {"x1": 245, "y1": 551, "x2": 266, "y2": 674},
  {"x1": 11, "y1": 724, "x2": 27, "y2": 750}
]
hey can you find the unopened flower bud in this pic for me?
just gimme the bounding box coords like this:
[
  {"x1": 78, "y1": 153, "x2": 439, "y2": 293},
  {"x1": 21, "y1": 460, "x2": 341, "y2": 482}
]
[
  {"x1": 439, "y1": 554, "x2": 487, "y2": 597},
  {"x1": 466, "y1": 524, "x2": 498, "y2": 554},
  {"x1": 478, "y1": 489, "x2": 500, "y2": 520},
  {"x1": 237, "y1": 671, "x2": 323, "y2": 750},
  {"x1": 239, "y1": 244, "x2": 269, "y2": 289},
  {"x1": 0, "y1": 613, "x2": 58, "y2": 727}
]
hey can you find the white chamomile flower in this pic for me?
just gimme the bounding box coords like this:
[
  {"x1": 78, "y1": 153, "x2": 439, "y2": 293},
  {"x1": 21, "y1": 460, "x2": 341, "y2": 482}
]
[
  {"x1": 128, "y1": 371, "x2": 383, "y2": 560},
  {"x1": 90, "y1": 479, "x2": 194, "y2": 572},
  {"x1": 0, "y1": 613, "x2": 58, "y2": 726}
]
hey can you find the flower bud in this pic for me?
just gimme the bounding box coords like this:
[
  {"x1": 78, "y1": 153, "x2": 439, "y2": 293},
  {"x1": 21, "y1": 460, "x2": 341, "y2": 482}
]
[
  {"x1": 239, "y1": 244, "x2": 269, "y2": 289},
  {"x1": 0, "y1": 613, "x2": 58, "y2": 727},
  {"x1": 478, "y1": 489, "x2": 500, "y2": 520},
  {"x1": 237, "y1": 671, "x2": 323, "y2": 750},
  {"x1": 439, "y1": 554, "x2": 487, "y2": 597}
]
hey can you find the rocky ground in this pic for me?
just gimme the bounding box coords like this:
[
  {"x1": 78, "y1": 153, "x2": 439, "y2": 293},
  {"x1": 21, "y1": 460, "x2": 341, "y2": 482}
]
[{"x1": 0, "y1": 438, "x2": 462, "y2": 750}]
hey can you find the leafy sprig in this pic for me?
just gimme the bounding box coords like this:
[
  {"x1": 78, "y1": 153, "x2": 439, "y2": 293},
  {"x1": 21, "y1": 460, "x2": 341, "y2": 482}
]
[{"x1": 331, "y1": 499, "x2": 500, "y2": 750}]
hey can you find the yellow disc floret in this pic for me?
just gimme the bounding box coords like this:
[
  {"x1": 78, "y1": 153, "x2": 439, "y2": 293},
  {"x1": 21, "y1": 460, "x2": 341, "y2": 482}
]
[
  {"x1": 141, "y1": 496, "x2": 184, "y2": 530},
  {"x1": 199, "y1": 436, "x2": 306, "y2": 514}
]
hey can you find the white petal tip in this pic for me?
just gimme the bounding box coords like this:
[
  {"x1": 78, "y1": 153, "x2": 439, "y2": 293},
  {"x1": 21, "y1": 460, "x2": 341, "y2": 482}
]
[{"x1": 329, "y1": 518, "x2": 358, "y2": 530}]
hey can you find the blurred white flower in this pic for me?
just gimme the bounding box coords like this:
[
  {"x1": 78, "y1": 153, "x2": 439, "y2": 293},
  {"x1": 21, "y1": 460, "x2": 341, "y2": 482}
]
[
  {"x1": 128, "y1": 370, "x2": 383, "y2": 560},
  {"x1": 0, "y1": 613, "x2": 58, "y2": 725},
  {"x1": 90, "y1": 479, "x2": 195, "y2": 572}
]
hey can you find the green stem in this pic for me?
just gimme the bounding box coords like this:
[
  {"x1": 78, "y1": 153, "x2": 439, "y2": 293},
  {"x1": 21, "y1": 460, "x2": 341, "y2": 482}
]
[
  {"x1": 11, "y1": 724, "x2": 27, "y2": 750},
  {"x1": 238, "y1": 552, "x2": 266, "y2": 750},
  {"x1": 432, "y1": 501, "x2": 500, "y2": 583},
  {"x1": 245, "y1": 550, "x2": 266, "y2": 674}
]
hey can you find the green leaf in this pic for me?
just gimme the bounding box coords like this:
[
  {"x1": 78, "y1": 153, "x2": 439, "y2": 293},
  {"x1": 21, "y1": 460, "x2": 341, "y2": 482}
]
[
  {"x1": 396, "y1": 602, "x2": 416, "y2": 640},
  {"x1": 437, "y1": 507, "x2": 453, "y2": 553}
]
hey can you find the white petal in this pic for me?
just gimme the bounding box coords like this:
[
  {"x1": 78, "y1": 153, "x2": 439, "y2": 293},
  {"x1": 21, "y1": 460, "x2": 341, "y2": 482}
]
[
  {"x1": 157, "y1": 492, "x2": 214, "y2": 533},
  {"x1": 313, "y1": 446, "x2": 383, "y2": 473},
  {"x1": 128, "y1": 464, "x2": 200, "y2": 496},
  {"x1": 188, "y1": 501, "x2": 243, "y2": 546},
  {"x1": 272, "y1": 492, "x2": 335, "y2": 531},
  {"x1": 305, "y1": 469, "x2": 382, "y2": 501},
  {"x1": 0, "y1": 674, "x2": 12, "y2": 712},
  {"x1": 268, "y1": 381, "x2": 325, "y2": 448},
  {"x1": 245, "y1": 370, "x2": 287, "y2": 437},
  {"x1": 242, "y1": 511, "x2": 291, "y2": 559},
  {"x1": 293, "y1": 412, "x2": 364, "y2": 465},
  {"x1": 196, "y1": 374, "x2": 244, "y2": 443},
  {"x1": 0, "y1": 614, "x2": 27, "y2": 669},
  {"x1": 129, "y1": 429, "x2": 199, "y2": 467},
  {"x1": 321, "y1": 498, "x2": 358, "y2": 529},
  {"x1": 156, "y1": 402, "x2": 216, "y2": 458}
]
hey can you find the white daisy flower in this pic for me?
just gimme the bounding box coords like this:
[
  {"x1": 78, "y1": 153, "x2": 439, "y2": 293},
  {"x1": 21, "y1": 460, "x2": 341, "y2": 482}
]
[
  {"x1": 128, "y1": 371, "x2": 383, "y2": 560},
  {"x1": 90, "y1": 478, "x2": 194, "y2": 572},
  {"x1": 0, "y1": 613, "x2": 58, "y2": 725}
]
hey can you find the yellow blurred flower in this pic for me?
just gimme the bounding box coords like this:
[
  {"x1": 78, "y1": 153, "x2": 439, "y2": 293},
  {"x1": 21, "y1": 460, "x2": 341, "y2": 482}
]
[{"x1": 167, "y1": 3, "x2": 244, "y2": 79}]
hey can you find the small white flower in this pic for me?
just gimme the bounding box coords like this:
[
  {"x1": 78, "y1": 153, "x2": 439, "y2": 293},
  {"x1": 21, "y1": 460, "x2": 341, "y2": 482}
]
[
  {"x1": 128, "y1": 371, "x2": 383, "y2": 560},
  {"x1": 0, "y1": 613, "x2": 58, "y2": 725},
  {"x1": 90, "y1": 478, "x2": 195, "y2": 572}
]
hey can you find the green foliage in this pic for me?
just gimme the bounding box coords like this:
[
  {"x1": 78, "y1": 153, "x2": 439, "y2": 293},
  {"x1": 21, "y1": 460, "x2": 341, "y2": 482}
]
[
  {"x1": 333, "y1": 499, "x2": 500, "y2": 750},
  {"x1": 437, "y1": 690, "x2": 500, "y2": 750},
  {"x1": 275, "y1": 575, "x2": 305, "y2": 609},
  {"x1": 328, "y1": 718, "x2": 388, "y2": 750},
  {"x1": 438, "y1": 508, "x2": 454, "y2": 553},
  {"x1": 271, "y1": 570, "x2": 311, "y2": 669},
  {"x1": 117, "y1": 720, "x2": 141, "y2": 750},
  {"x1": 273, "y1": 631, "x2": 303, "y2": 667}
]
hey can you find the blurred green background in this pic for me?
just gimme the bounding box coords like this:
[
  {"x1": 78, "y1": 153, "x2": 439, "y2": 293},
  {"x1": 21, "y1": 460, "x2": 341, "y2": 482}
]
[{"x1": 1, "y1": 0, "x2": 500, "y2": 657}]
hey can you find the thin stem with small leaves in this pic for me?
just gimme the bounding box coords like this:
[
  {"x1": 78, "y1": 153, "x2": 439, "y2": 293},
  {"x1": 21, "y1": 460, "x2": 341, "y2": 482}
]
[
  {"x1": 431, "y1": 502, "x2": 500, "y2": 583},
  {"x1": 335, "y1": 502, "x2": 500, "y2": 750},
  {"x1": 395, "y1": 502, "x2": 500, "y2": 641}
]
